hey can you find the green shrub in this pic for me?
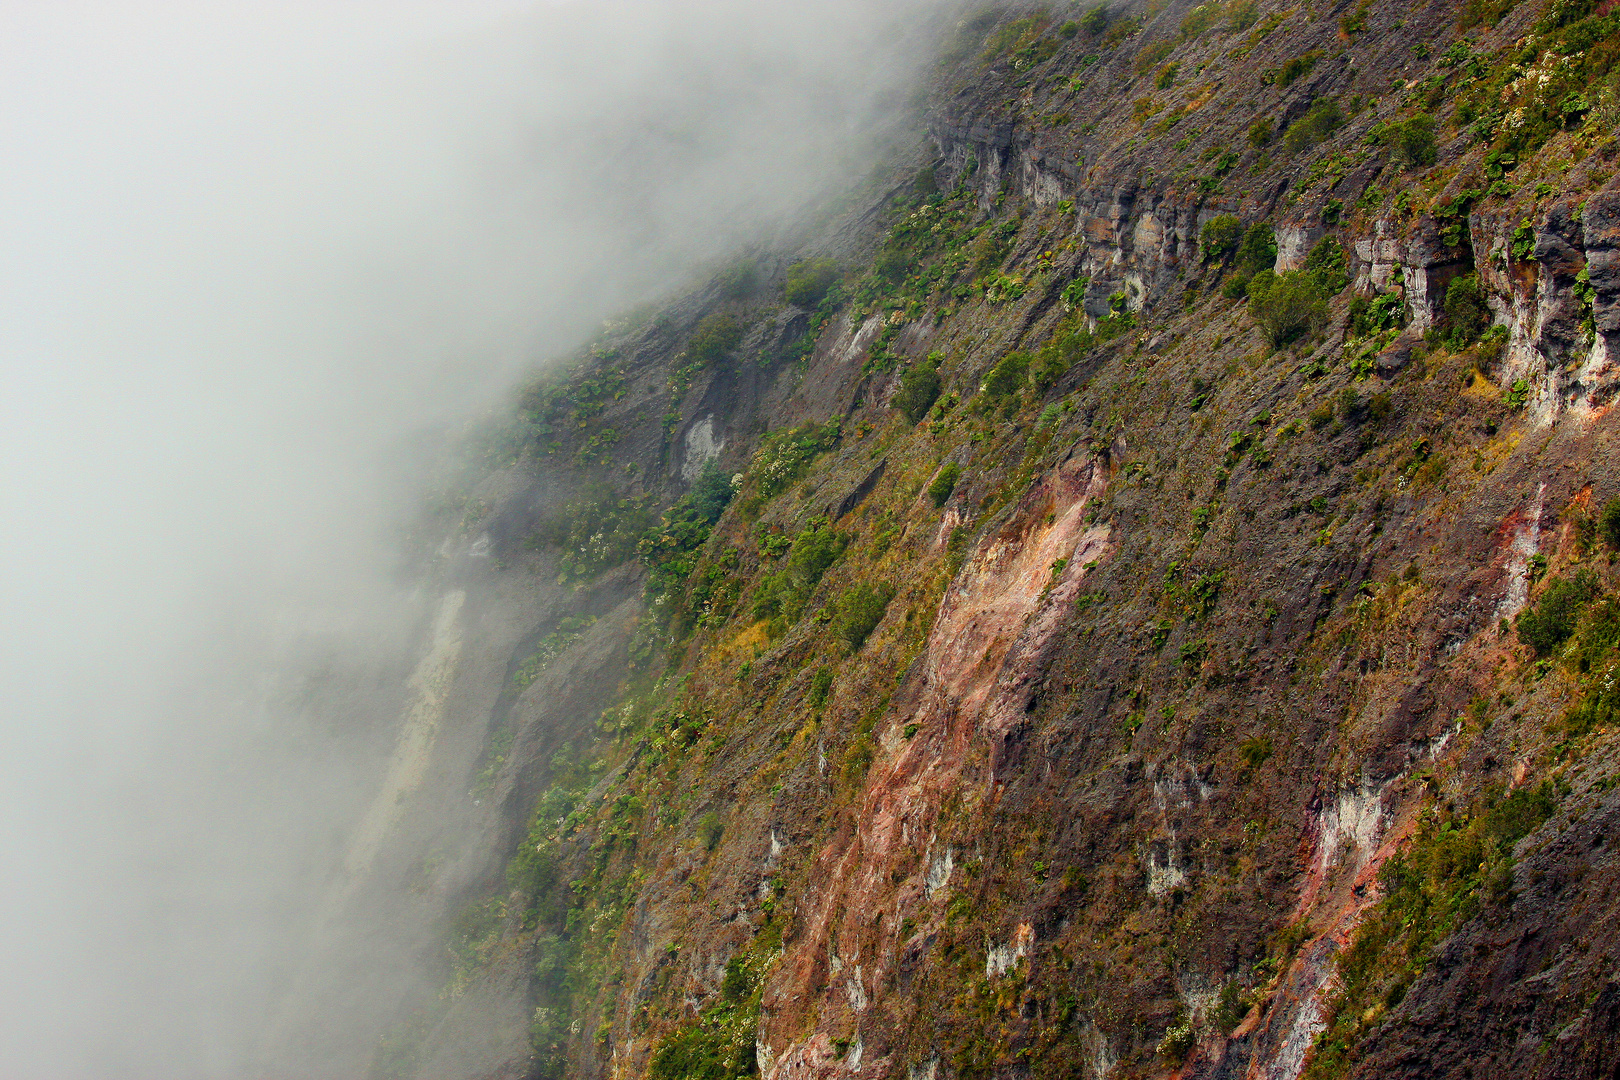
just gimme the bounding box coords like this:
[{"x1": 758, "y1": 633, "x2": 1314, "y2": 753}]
[
  {"x1": 808, "y1": 667, "x2": 834, "y2": 709},
  {"x1": 1443, "y1": 273, "x2": 1491, "y2": 347},
  {"x1": 1247, "y1": 117, "x2": 1273, "y2": 147},
  {"x1": 1511, "y1": 219, "x2": 1537, "y2": 261},
  {"x1": 1276, "y1": 50, "x2": 1322, "y2": 88},
  {"x1": 1102, "y1": 15, "x2": 1142, "y2": 46},
  {"x1": 639, "y1": 461, "x2": 736, "y2": 605},
  {"x1": 1081, "y1": 4, "x2": 1109, "y2": 34},
  {"x1": 1350, "y1": 291, "x2": 1404, "y2": 337},
  {"x1": 928, "y1": 463, "x2": 963, "y2": 507},
  {"x1": 1458, "y1": 0, "x2": 1517, "y2": 28},
  {"x1": 697, "y1": 811, "x2": 724, "y2": 851},
  {"x1": 970, "y1": 218, "x2": 1021, "y2": 276},
  {"x1": 1600, "y1": 498, "x2": 1620, "y2": 548},
  {"x1": 1239, "y1": 735, "x2": 1273, "y2": 768},
  {"x1": 1304, "y1": 236, "x2": 1348, "y2": 291},
  {"x1": 1383, "y1": 114, "x2": 1439, "y2": 167},
  {"x1": 1227, "y1": 0, "x2": 1259, "y2": 31},
  {"x1": 686, "y1": 314, "x2": 743, "y2": 366},
  {"x1": 981, "y1": 351, "x2": 1029, "y2": 400},
  {"x1": 1236, "y1": 222, "x2": 1277, "y2": 275},
  {"x1": 1340, "y1": 0, "x2": 1372, "y2": 34},
  {"x1": 784, "y1": 258, "x2": 840, "y2": 308},
  {"x1": 1282, "y1": 97, "x2": 1345, "y2": 153},
  {"x1": 1157, "y1": 1019, "x2": 1196, "y2": 1061},
  {"x1": 513, "y1": 616, "x2": 597, "y2": 690},
  {"x1": 1180, "y1": 2, "x2": 1221, "y2": 38},
  {"x1": 1247, "y1": 270, "x2": 1331, "y2": 346},
  {"x1": 1201, "y1": 214, "x2": 1244, "y2": 262},
  {"x1": 893, "y1": 354, "x2": 943, "y2": 422},
  {"x1": 836, "y1": 583, "x2": 897, "y2": 650},
  {"x1": 1518, "y1": 572, "x2": 1598, "y2": 655},
  {"x1": 1032, "y1": 319, "x2": 1097, "y2": 388},
  {"x1": 1155, "y1": 62, "x2": 1180, "y2": 89},
  {"x1": 1310, "y1": 781, "x2": 1558, "y2": 1077}
]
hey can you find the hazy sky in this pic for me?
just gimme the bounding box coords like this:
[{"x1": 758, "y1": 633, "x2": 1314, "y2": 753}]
[{"x1": 0, "y1": 1, "x2": 945, "y2": 1075}]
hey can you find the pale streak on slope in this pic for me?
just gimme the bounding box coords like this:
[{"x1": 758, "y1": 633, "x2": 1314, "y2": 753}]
[{"x1": 342, "y1": 588, "x2": 466, "y2": 885}]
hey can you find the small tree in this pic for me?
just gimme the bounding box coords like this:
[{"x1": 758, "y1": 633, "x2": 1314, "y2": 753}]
[
  {"x1": 784, "y1": 258, "x2": 839, "y2": 308},
  {"x1": 1201, "y1": 214, "x2": 1244, "y2": 262},
  {"x1": 893, "y1": 354, "x2": 943, "y2": 422},
  {"x1": 1236, "y1": 222, "x2": 1277, "y2": 275},
  {"x1": 1443, "y1": 273, "x2": 1491, "y2": 347},
  {"x1": 1282, "y1": 97, "x2": 1345, "y2": 153},
  {"x1": 836, "y1": 583, "x2": 896, "y2": 650},
  {"x1": 1247, "y1": 270, "x2": 1330, "y2": 346},
  {"x1": 981, "y1": 351, "x2": 1029, "y2": 400},
  {"x1": 927, "y1": 462, "x2": 963, "y2": 507},
  {"x1": 1601, "y1": 498, "x2": 1620, "y2": 549},
  {"x1": 1518, "y1": 572, "x2": 1597, "y2": 655},
  {"x1": 697, "y1": 811, "x2": 724, "y2": 851},
  {"x1": 686, "y1": 314, "x2": 742, "y2": 365},
  {"x1": 1386, "y1": 114, "x2": 1438, "y2": 167}
]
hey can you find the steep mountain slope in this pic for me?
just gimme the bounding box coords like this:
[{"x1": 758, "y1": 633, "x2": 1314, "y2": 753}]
[{"x1": 284, "y1": 2, "x2": 1620, "y2": 1078}]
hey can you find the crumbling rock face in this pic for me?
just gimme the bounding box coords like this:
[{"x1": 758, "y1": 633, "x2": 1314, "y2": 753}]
[{"x1": 761, "y1": 452, "x2": 1114, "y2": 1080}]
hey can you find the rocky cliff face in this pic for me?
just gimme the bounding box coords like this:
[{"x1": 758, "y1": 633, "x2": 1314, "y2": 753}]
[{"x1": 273, "y1": 2, "x2": 1620, "y2": 1079}]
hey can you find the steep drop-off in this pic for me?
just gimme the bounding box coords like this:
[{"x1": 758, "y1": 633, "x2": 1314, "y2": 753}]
[{"x1": 276, "y1": 2, "x2": 1620, "y2": 1078}]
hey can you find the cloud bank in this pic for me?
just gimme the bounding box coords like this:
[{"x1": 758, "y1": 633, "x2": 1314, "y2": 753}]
[{"x1": 0, "y1": 1, "x2": 949, "y2": 1075}]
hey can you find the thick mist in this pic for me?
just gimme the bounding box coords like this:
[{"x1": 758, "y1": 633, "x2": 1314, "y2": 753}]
[{"x1": 0, "y1": 2, "x2": 948, "y2": 1075}]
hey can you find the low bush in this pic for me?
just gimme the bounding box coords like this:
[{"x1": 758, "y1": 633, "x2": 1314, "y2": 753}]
[
  {"x1": 1304, "y1": 236, "x2": 1348, "y2": 291},
  {"x1": 748, "y1": 420, "x2": 842, "y2": 500},
  {"x1": 1381, "y1": 114, "x2": 1439, "y2": 167},
  {"x1": 714, "y1": 259, "x2": 758, "y2": 299},
  {"x1": 784, "y1": 258, "x2": 840, "y2": 308},
  {"x1": 1222, "y1": 222, "x2": 1278, "y2": 296},
  {"x1": 1247, "y1": 271, "x2": 1330, "y2": 346},
  {"x1": 1308, "y1": 782, "x2": 1558, "y2": 1077},
  {"x1": 981, "y1": 351, "x2": 1029, "y2": 401},
  {"x1": 686, "y1": 314, "x2": 743, "y2": 366},
  {"x1": 1601, "y1": 497, "x2": 1620, "y2": 548},
  {"x1": 1275, "y1": 50, "x2": 1322, "y2": 88},
  {"x1": 1282, "y1": 97, "x2": 1345, "y2": 154},
  {"x1": 1227, "y1": 0, "x2": 1259, "y2": 31},
  {"x1": 1349, "y1": 291, "x2": 1404, "y2": 337},
  {"x1": 807, "y1": 667, "x2": 834, "y2": 709},
  {"x1": 752, "y1": 520, "x2": 848, "y2": 623},
  {"x1": 1133, "y1": 38, "x2": 1175, "y2": 75},
  {"x1": 697, "y1": 811, "x2": 724, "y2": 851},
  {"x1": 836, "y1": 582, "x2": 896, "y2": 650},
  {"x1": 893, "y1": 353, "x2": 943, "y2": 422},
  {"x1": 535, "y1": 488, "x2": 655, "y2": 584},
  {"x1": 1443, "y1": 273, "x2": 1491, "y2": 347},
  {"x1": 928, "y1": 463, "x2": 963, "y2": 507},
  {"x1": 1201, "y1": 214, "x2": 1244, "y2": 262},
  {"x1": 1518, "y1": 571, "x2": 1598, "y2": 655}
]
